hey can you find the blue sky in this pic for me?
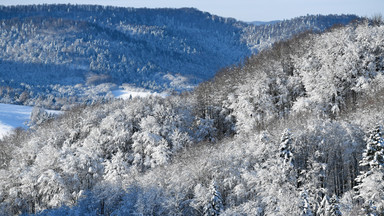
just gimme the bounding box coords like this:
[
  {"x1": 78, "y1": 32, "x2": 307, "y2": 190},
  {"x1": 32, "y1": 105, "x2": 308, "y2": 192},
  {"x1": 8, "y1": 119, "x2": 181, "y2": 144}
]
[{"x1": 1, "y1": 0, "x2": 383, "y2": 22}]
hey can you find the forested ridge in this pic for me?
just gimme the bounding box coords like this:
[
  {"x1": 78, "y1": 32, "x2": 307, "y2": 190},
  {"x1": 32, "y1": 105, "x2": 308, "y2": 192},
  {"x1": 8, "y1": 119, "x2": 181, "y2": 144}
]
[
  {"x1": 0, "y1": 13, "x2": 383, "y2": 215},
  {"x1": 0, "y1": 4, "x2": 358, "y2": 110}
]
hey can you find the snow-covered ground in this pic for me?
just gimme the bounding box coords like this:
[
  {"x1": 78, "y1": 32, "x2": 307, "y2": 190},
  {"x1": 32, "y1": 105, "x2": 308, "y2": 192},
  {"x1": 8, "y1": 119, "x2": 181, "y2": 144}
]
[
  {"x1": 112, "y1": 86, "x2": 168, "y2": 100},
  {"x1": 0, "y1": 86, "x2": 165, "y2": 139},
  {"x1": 0, "y1": 103, "x2": 61, "y2": 139}
]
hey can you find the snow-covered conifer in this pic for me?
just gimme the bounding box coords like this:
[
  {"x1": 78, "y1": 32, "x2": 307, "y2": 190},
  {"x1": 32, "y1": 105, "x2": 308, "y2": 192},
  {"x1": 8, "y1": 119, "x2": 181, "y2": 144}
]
[
  {"x1": 329, "y1": 195, "x2": 342, "y2": 216},
  {"x1": 354, "y1": 125, "x2": 384, "y2": 215},
  {"x1": 300, "y1": 190, "x2": 313, "y2": 216},
  {"x1": 360, "y1": 125, "x2": 384, "y2": 169},
  {"x1": 204, "y1": 180, "x2": 224, "y2": 216},
  {"x1": 316, "y1": 195, "x2": 330, "y2": 216},
  {"x1": 279, "y1": 128, "x2": 294, "y2": 167}
]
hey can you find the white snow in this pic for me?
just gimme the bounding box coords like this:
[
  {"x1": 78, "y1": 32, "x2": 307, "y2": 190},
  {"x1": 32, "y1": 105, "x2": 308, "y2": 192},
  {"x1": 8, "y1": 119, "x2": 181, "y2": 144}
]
[
  {"x1": 112, "y1": 85, "x2": 168, "y2": 100},
  {"x1": 0, "y1": 86, "x2": 166, "y2": 139},
  {"x1": 163, "y1": 73, "x2": 195, "y2": 90},
  {"x1": 112, "y1": 89, "x2": 154, "y2": 99},
  {"x1": 0, "y1": 103, "x2": 61, "y2": 139}
]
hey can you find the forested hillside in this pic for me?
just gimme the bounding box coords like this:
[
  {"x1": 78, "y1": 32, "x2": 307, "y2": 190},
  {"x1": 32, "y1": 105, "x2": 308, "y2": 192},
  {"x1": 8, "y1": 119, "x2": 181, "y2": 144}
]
[
  {"x1": 0, "y1": 17, "x2": 383, "y2": 215},
  {"x1": 243, "y1": 14, "x2": 359, "y2": 52},
  {"x1": 0, "y1": 5, "x2": 358, "y2": 109}
]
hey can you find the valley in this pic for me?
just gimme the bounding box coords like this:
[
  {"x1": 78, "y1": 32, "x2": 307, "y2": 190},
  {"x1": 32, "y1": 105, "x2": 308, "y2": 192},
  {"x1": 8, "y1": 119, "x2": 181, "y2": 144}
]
[
  {"x1": 0, "y1": 4, "x2": 383, "y2": 216},
  {"x1": 0, "y1": 5, "x2": 358, "y2": 110}
]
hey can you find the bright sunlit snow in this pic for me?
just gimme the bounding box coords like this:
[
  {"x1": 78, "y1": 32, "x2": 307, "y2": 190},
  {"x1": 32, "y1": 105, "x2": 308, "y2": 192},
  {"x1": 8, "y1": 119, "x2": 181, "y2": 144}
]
[
  {"x1": 0, "y1": 103, "x2": 61, "y2": 139},
  {"x1": 112, "y1": 86, "x2": 168, "y2": 100}
]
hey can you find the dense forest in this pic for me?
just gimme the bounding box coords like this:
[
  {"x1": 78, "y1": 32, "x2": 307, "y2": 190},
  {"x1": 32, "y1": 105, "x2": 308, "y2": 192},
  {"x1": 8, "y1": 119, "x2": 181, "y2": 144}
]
[
  {"x1": 0, "y1": 5, "x2": 358, "y2": 109},
  {"x1": 0, "y1": 9, "x2": 383, "y2": 215}
]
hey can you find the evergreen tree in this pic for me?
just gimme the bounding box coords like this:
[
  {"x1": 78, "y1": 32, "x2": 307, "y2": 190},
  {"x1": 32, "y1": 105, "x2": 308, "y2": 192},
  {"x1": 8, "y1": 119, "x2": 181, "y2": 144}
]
[
  {"x1": 355, "y1": 125, "x2": 384, "y2": 186},
  {"x1": 317, "y1": 194, "x2": 342, "y2": 216},
  {"x1": 279, "y1": 128, "x2": 294, "y2": 167},
  {"x1": 317, "y1": 195, "x2": 330, "y2": 216},
  {"x1": 300, "y1": 189, "x2": 313, "y2": 216},
  {"x1": 329, "y1": 195, "x2": 342, "y2": 216},
  {"x1": 204, "y1": 180, "x2": 224, "y2": 216},
  {"x1": 360, "y1": 125, "x2": 384, "y2": 169},
  {"x1": 354, "y1": 125, "x2": 384, "y2": 215},
  {"x1": 354, "y1": 171, "x2": 384, "y2": 216}
]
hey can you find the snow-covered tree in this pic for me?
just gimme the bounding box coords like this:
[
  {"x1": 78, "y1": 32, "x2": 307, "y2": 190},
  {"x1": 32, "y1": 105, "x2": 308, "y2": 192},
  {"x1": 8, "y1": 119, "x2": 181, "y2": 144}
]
[
  {"x1": 354, "y1": 125, "x2": 384, "y2": 215},
  {"x1": 204, "y1": 180, "x2": 224, "y2": 216},
  {"x1": 132, "y1": 115, "x2": 172, "y2": 171},
  {"x1": 29, "y1": 106, "x2": 53, "y2": 127},
  {"x1": 194, "y1": 117, "x2": 217, "y2": 142},
  {"x1": 103, "y1": 150, "x2": 129, "y2": 185},
  {"x1": 355, "y1": 125, "x2": 384, "y2": 189},
  {"x1": 354, "y1": 170, "x2": 384, "y2": 215},
  {"x1": 360, "y1": 125, "x2": 384, "y2": 169},
  {"x1": 280, "y1": 128, "x2": 294, "y2": 167},
  {"x1": 301, "y1": 150, "x2": 328, "y2": 211},
  {"x1": 150, "y1": 139, "x2": 171, "y2": 167},
  {"x1": 329, "y1": 195, "x2": 342, "y2": 216},
  {"x1": 317, "y1": 194, "x2": 343, "y2": 216},
  {"x1": 169, "y1": 128, "x2": 192, "y2": 152},
  {"x1": 300, "y1": 189, "x2": 313, "y2": 216},
  {"x1": 317, "y1": 195, "x2": 330, "y2": 216}
]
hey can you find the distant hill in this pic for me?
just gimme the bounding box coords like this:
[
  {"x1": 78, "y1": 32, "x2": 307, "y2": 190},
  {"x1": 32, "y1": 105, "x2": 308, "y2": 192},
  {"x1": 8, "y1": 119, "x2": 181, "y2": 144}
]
[
  {"x1": 0, "y1": 5, "x2": 360, "y2": 108},
  {"x1": 242, "y1": 14, "x2": 360, "y2": 52},
  {"x1": 0, "y1": 5, "x2": 251, "y2": 91}
]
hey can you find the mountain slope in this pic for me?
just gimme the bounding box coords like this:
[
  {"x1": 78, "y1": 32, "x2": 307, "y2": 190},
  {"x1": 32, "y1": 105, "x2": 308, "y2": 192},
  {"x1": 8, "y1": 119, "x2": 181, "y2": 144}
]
[
  {"x1": 0, "y1": 5, "x2": 359, "y2": 109},
  {"x1": 242, "y1": 14, "x2": 360, "y2": 52},
  {"x1": 0, "y1": 5, "x2": 251, "y2": 90},
  {"x1": 0, "y1": 20, "x2": 383, "y2": 215}
]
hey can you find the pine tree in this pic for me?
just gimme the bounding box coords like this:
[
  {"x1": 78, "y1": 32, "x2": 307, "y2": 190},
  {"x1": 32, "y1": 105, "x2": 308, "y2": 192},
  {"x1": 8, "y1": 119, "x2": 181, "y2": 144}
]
[
  {"x1": 317, "y1": 195, "x2": 330, "y2": 216},
  {"x1": 279, "y1": 129, "x2": 294, "y2": 167},
  {"x1": 360, "y1": 125, "x2": 384, "y2": 169},
  {"x1": 317, "y1": 194, "x2": 342, "y2": 216},
  {"x1": 300, "y1": 189, "x2": 313, "y2": 216},
  {"x1": 354, "y1": 171, "x2": 384, "y2": 216},
  {"x1": 329, "y1": 195, "x2": 342, "y2": 216},
  {"x1": 204, "y1": 180, "x2": 224, "y2": 216},
  {"x1": 279, "y1": 129, "x2": 300, "y2": 189},
  {"x1": 355, "y1": 125, "x2": 384, "y2": 188},
  {"x1": 354, "y1": 125, "x2": 384, "y2": 215}
]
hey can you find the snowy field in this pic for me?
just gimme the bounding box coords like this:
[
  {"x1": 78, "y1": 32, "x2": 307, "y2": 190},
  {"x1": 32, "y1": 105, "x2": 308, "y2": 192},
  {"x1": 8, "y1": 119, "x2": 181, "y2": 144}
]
[
  {"x1": 0, "y1": 103, "x2": 61, "y2": 139},
  {"x1": 0, "y1": 88, "x2": 165, "y2": 139},
  {"x1": 112, "y1": 87, "x2": 168, "y2": 100}
]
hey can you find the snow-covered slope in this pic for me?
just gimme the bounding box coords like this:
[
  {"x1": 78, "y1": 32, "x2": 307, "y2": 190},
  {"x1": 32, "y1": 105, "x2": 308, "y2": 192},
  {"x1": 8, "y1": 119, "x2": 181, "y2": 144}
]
[
  {"x1": 0, "y1": 103, "x2": 61, "y2": 139},
  {"x1": 112, "y1": 89, "x2": 168, "y2": 100},
  {"x1": 0, "y1": 103, "x2": 33, "y2": 138},
  {"x1": 0, "y1": 5, "x2": 359, "y2": 110},
  {"x1": 1, "y1": 20, "x2": 384, "y2": 216},
  {"x1": 112, "y1": 84, "x2": 169, "y2": 99}
]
